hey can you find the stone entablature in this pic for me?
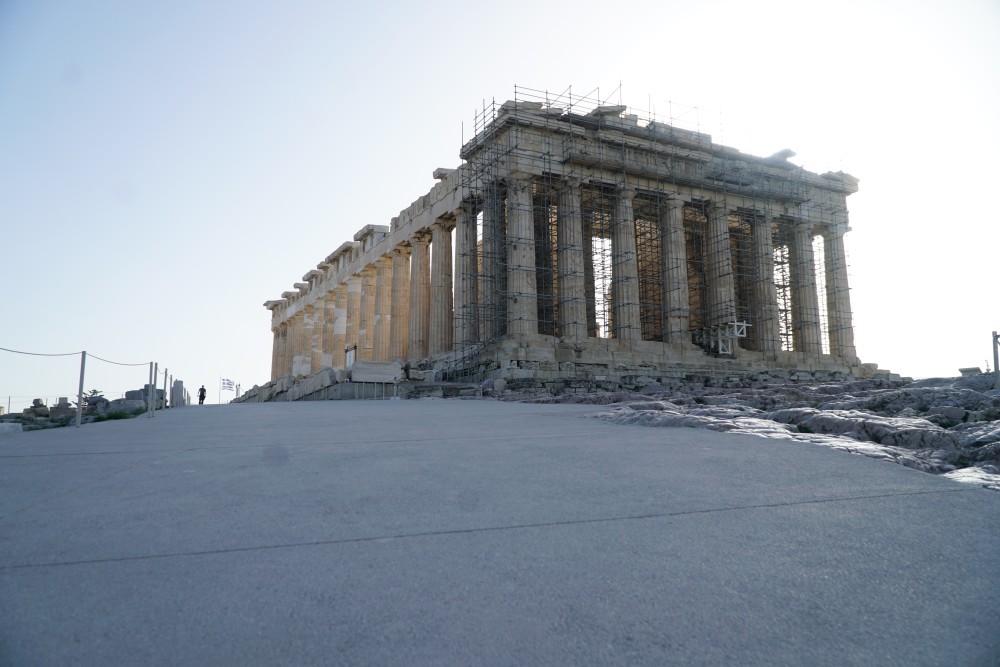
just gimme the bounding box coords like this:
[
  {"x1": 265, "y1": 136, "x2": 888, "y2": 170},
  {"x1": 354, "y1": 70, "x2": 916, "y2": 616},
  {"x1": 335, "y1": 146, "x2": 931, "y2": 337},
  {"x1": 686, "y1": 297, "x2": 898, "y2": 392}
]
[{"x1": 263, "y1": 91, "x2": 869, "y2": 388}]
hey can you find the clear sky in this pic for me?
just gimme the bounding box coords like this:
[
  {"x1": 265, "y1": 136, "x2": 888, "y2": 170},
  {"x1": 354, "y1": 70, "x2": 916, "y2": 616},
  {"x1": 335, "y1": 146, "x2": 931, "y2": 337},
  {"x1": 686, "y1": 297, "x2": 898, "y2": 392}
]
[{"x1": 1, "y1": 0, "x2": 998, "y2": 411}]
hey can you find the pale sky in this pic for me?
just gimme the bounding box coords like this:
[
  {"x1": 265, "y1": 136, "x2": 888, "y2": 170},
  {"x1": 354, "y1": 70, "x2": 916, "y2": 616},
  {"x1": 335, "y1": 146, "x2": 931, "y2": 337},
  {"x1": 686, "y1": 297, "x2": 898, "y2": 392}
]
[{"x1": 2, "y1": 0, "x2": 998, "y2": 411}]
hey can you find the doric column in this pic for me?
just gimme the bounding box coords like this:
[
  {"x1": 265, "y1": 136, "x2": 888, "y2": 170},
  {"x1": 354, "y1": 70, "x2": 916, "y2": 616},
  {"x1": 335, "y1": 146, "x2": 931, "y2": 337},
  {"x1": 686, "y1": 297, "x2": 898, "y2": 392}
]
[
  {"x1": 331, "y1": 285, "x2": 348, "y2": 369},
  {"x1": 346, "y1": 275, "x2": 362, "y2": 354},
  {"x1": 660, "y1": 198, "x2": 690, "y2": 343},
  {"x1": 302, "y1": 304, "x2": 317, "y2": 376},
  {"x1": 373, "y1": 256, "x2": 392, "y2": 362},
  {"x1": 409, "y1": 232, "x2": 431, "y2": 360},
  {"x1": 754, "y1": 213, "x2": 781, "y2": 356},
  {"x1": 311, "y1": 302, "x2": 325, "y2": 371},
  {"x1": 583, "y1": 222, "x2": 598, "y2": 337},
  {"x1": 321, "y1": 291, "x2": 335, "y2": 368},
  {"x1": 390, "y1": 245, "x2": 411, "y2": 361},
  {"x1": 429, "y1": 220, "x2": 455, "y2": 355},
  {"x1": 706, "y1": 202, "x2": 737, "y2": 326},
  {"x1": 358, "y1": 266, "x2": 376, "y2": 361},
  {"x1": 611, "y1": 185, "x2": 641, "y2": 342},
  {"x1": 270, "y1": 328, "x2": 280, "y2": 380},
  {"x1": 279, "y1": 323, "x2": 290, "y2": 377},
  {"x1": 557, "y1": 178, "x2": 587, "y2": 343},
  {"x1": 790, "y1": 220, "x2": 822, "y2": 354},
  {"x1": 290, "y1": 312, "x2": 307, "y2": 376},
  {"x1": 823, "y1": 226, "x2": 857, "y2": 361},
  {"x1": 506, "y1": 175, "x2": 537, "y2": 336},
  {"x1": 481, "y1": 183, "x2": 505, "y2": 339},
  {"x1": 289, "y1": 317, "x2": 300, "y2": 375},
  {"x1": 453, "y1": 204, "x2": 478, "y2": 346}
]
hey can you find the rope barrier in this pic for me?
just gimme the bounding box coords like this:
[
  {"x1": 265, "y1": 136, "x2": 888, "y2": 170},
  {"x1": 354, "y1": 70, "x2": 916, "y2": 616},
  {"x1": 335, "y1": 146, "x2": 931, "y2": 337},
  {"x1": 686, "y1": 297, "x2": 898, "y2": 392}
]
[
  {"x1": 1, "y1": 346, "x2": 148, "y2": 367},
  {"x1": 88, "y1": 353, "x2": 148, "y2": 367},
  {"x1": 0, "y1": 346, "x2": 80, "y2": 357}
]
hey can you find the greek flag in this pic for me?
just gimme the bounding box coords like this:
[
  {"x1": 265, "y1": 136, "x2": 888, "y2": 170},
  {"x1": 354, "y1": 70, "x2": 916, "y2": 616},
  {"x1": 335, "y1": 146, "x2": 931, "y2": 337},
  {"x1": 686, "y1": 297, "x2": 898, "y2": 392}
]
[{"x1": 220, "y1": 378, "x2": 235, "y2": 392}]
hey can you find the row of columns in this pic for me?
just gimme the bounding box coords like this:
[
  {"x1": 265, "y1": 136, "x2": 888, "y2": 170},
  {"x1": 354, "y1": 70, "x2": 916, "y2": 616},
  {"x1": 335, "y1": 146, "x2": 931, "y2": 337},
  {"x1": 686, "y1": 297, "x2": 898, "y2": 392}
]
[
  {"x1": 271, "y1": 174, "x2": 857, "y2": 379},
  {"x1": 270, "y1": 220, "x2": 457, "y2": 380},
  {"x1": 449, "y1": 174, "x2": 855, "y2": 359}
]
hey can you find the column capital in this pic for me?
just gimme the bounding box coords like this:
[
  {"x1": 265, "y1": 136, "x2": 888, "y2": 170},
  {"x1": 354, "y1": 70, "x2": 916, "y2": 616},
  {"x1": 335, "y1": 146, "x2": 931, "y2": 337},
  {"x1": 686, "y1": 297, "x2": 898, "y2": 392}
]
[
  {"x1": 666, "y1": 198, "x2": 685, "y2": 211},
  {"x1": 617, "y1": 184, "x2": 637, "y2": 199},
  {"x1": 561, "y1": 175, "x2": 583, "y2": 191},
  {"x1": 411, "y1": 229, "x2": 431, "y2": 245},
  {"x1": 432, "y1": 218, "x2": 455, "y2": 233},
  {"x1": 506, "y1": 174, "x2": 533, "y2": 194},
  {"x1": 821, "y1": 224, "x2": 846, "y2": 239},
  {"x1": 707, "y1": 200, "x2": 728, "y2": 216},
  {"x1": 793, "y1": 219, "x2": 815, "y2": 234}
]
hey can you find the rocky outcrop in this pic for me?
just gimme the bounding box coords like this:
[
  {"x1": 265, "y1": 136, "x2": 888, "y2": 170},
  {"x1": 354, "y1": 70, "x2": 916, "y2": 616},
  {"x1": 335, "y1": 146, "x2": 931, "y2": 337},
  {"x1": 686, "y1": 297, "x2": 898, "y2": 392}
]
[{"x1": 510, "y1": 375, "x2": 1000, "y2": 491}]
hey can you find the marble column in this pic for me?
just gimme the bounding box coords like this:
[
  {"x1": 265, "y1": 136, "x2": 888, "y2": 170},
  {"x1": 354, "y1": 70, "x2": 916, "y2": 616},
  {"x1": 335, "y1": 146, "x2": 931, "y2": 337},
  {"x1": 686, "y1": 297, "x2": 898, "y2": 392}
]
[
  {"x1": 331, "y1": 285, "x2": 348, "y2": 369},
  {"x1": 278, "y1": 323, "x2": 289, "y2": 377},
  {"x1": 481, "y1": 183, "x2": 505, "y2": 339},
  {"x1": 706, "y1": 202, "x2": 737, "y2": 326},
  {"x1": 270, "y1": 328, "x2": 280, "y2": 380},
  {"x1": 429, "y1": 220, "x2": 454, "y2": 355},
  {"x1": 373, "y1": 256, "x2": 393, "y2": 361},
  {"x1": 301, "y1": 305, "x2": 317, "y2": 376},
  {"x1": 583, "y1": 222, "x2": 598, "y2": 337},
  {"x1": 453, "y1": 204, "x2": 478, "y2": 346},
  {"x1": 390, "y1": 245, "x2": 411, "y2": 361},
  {"x1": 557, "y1": 178, "x2": 587, "y2": 343},
  {"x1": 506, "y1": 176, "x2": 537, "y2": 336},
  {"x1": 290, "y1": 312, "x2": 307, "y2": 376},
  {"x1": 358, "y1": 266, "x2": 376, "y2": 361},
  {"x1": 611, "y1": 186, "x2": 641, "y2": 342},
  {"x1": 346, "y1": 275, "x2": 362, "y2": 354},
  {"x1": 790, "y1": 221, "x2": 822, "y2": 354},
  {"x1": 823, "y1": 227, "x2": 857, "y2": 360},
  {"x1": 290, "y1": 316, "x2": 300, "y2": 375},
  {"x1": 753, "y1": 214, "x2": 781, "y2": 356},
  {"x1": 409, "y1": 232, "x2": 431, "y2": 359},
  {"x1": 310, "y1": 302, "x2": 325, "y2": 371},
  {"x1": 321, "y1": 291, "x2": 335, "y2": 368},
  {"x1": 660, "y1": 198, "x2": 690, "y2": 343}
]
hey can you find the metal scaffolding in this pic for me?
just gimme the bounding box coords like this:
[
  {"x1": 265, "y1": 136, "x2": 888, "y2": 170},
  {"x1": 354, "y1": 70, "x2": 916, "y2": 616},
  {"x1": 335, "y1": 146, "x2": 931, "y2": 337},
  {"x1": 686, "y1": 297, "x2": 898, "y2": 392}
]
[{"x1": 446, "y1": 85, "x2": 858, "y2": 379}]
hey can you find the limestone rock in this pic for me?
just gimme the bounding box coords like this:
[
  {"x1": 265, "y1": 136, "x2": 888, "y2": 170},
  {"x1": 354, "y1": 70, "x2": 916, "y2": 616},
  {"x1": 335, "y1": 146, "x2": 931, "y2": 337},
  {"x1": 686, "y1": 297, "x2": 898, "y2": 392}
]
[{"x1": 104, "y1": 399, "x2": 146, "y2": 415}]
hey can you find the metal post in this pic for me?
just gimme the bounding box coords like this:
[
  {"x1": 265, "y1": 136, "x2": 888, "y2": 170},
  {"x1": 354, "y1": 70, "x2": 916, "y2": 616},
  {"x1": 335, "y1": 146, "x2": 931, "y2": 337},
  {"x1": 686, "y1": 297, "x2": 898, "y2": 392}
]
[
  {"x1": 75, "y1": 351, "x2": 87, "y2": 428},
  {"x1": 163, "y1": 368, "x2": 168, "y2": 408},
  {"x1": 152, "y1": 363, "x2": 158, "y2": 416},
  {"x1": 993, "y1": 331, "x2": 999, "y2": 391},
  {"x1": 147, "y1": 362, "x2": 154, "y2": 417}
]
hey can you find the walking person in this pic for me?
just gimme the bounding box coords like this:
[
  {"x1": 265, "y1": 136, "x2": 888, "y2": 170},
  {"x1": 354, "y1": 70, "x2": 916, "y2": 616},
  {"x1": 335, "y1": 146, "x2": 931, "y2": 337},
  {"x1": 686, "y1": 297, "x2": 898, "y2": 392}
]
[{"x1": 198, "y1": 385, "x2": 206, "y2": 405}]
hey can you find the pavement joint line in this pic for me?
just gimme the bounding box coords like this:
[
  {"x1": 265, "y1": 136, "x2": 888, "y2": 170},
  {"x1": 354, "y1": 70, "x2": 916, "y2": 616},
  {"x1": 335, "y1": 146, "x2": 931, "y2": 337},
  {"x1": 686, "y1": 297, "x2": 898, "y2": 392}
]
[
  {"x1": 0, "y1": 430, "x2": 607, "y2": 459},
  {"x1": 0, "y1": 487, "x2": 972, "y2": 572}
]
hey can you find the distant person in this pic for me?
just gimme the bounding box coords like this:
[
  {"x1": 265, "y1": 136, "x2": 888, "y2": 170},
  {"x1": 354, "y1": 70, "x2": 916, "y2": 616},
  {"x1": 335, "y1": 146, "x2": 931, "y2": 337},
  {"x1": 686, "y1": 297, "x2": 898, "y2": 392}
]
[{"x1": 198, "y1": 385, "x2": 206, "y2": 405}]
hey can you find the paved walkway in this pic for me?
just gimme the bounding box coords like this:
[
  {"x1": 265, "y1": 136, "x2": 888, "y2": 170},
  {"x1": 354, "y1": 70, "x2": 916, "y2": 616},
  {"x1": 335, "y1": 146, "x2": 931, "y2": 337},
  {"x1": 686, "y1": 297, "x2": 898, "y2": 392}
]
[{"x1": 1, "y1": 400, "x2": 998, "y2": 666}]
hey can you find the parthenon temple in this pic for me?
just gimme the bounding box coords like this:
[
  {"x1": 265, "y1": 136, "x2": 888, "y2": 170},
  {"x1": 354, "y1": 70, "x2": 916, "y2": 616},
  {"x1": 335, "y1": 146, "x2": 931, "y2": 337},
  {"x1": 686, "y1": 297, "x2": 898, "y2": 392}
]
[{"x1": 263, "y1": 87, "x2": 872, "y2": 394}]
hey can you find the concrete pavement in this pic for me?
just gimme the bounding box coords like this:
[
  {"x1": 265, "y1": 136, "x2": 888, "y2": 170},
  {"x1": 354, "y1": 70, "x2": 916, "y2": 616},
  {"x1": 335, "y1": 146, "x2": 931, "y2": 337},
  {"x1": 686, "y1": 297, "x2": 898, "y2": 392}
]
[{"x1": 1, "y1": 399, "x2": 998, "y2": 665}]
